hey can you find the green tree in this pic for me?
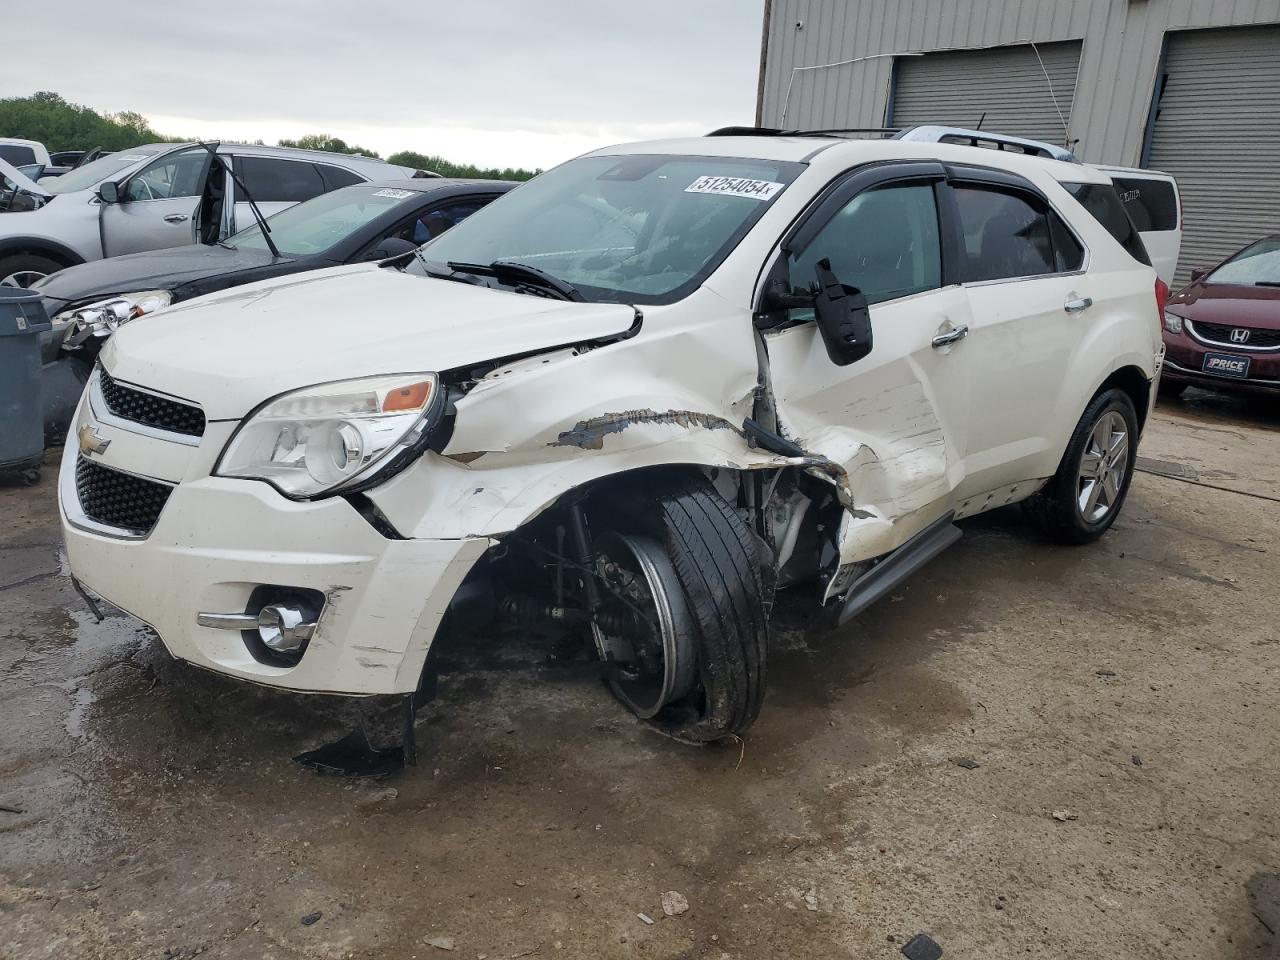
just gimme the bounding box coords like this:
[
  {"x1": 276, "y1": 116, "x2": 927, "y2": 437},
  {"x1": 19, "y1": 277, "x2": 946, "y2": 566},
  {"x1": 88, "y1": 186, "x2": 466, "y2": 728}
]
[
  {"x1": 386, "y1": 150, "x2": 539, "y2": 181},
  {"x1": 0, "y1": 92, "x2": 181, "y2": 151},
  {"x1": 276, "y1": 133, "x2": 380, "y2": 159}
]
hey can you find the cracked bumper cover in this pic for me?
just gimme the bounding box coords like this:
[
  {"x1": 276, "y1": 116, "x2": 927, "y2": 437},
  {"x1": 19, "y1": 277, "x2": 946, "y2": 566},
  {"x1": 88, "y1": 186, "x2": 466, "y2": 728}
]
[{"x1": 60, "y1": 456, "x2": 493, "y2": 695}]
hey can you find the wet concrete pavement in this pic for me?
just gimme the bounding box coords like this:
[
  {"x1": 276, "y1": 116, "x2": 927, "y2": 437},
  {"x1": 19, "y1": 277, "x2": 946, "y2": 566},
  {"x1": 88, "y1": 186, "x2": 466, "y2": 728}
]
[{"x1": 2, "y1": 389, "x2": 1278, "y2": 959}]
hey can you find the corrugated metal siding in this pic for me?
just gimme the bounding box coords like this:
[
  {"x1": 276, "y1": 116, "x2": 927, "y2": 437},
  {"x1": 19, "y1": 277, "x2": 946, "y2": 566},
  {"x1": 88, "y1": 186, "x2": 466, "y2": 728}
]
[
  {"x1": 1147, "y1": 25, "x2": 1280, "y2": 286},
  {"x1": 889, "y1": 40, "x2": 1081, "y2": 146},
  {"x1": 759, "y1": 0, "x2": 1280, "y2": 166}
]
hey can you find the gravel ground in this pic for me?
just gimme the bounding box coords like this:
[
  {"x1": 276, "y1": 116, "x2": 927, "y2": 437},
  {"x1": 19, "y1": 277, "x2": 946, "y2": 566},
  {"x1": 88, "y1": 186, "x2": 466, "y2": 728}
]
[{"x1": 1, "y1": 390, "x2": 1277, "y2": 960}]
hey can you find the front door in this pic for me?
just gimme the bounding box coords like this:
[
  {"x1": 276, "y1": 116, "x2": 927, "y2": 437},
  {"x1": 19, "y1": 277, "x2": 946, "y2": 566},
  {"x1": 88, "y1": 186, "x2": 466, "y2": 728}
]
[
  {"x1": 762, "y1": 168, "x2": 974, "y2": 567},
  {"x1": 101, "y1": 146, "x2": 213, "y2": 257}
]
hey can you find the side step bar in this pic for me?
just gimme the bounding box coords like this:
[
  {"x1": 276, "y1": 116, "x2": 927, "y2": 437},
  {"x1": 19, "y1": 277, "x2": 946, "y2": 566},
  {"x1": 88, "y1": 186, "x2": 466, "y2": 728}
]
[{"x1": 836, "y1": 512, "x2": 962, "y2": 626}]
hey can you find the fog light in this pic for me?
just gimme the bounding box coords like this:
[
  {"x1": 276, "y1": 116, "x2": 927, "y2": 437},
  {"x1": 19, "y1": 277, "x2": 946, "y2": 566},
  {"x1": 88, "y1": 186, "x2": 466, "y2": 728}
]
[{"x1": 257, "y1": 604, "x2": 315, "y2": 652}]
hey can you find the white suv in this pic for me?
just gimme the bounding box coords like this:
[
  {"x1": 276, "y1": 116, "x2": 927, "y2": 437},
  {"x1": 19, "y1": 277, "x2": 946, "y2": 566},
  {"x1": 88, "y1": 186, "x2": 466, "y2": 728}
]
[
  {"x1": 59, "y1": 129, "x2": 1165, "y2": 743},
  {"x1": 0, "y1": 142, "x2": 422, "y2": 286}
]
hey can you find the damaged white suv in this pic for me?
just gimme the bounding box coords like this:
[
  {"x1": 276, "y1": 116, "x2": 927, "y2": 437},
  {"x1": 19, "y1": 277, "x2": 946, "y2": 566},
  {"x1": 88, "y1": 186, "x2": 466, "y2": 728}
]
[{"x1": 60, "y1": 127, "x2": 1166, "y2": 743}]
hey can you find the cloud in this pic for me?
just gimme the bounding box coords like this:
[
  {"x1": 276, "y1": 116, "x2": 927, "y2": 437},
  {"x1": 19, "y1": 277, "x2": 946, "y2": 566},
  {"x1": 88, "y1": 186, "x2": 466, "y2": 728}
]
[{"x1": 10, "y1": 0, "x2": 764, "y2": 168}]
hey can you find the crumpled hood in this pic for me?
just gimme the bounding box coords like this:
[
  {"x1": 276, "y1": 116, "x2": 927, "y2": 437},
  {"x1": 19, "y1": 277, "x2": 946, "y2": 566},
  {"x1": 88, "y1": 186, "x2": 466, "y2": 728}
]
[
  {"x1": 102, "y1": 264, "x2": 638, "y2": 420},
  {"x1": 35, "y1": 244, "x2": 281, "y2": 308}
]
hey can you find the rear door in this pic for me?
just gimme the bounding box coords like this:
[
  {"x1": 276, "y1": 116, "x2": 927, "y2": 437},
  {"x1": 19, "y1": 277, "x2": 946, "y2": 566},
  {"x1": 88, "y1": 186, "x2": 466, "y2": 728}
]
[
  {"x1": 100, "y1": 146, "x2": 214, "y2": 256},
  {"x1": 945, "y1": 168, "x2": 1091, "y2": 500},
  {"x1": 763, "y1": 162, "x2": 975, "y2": 558}
]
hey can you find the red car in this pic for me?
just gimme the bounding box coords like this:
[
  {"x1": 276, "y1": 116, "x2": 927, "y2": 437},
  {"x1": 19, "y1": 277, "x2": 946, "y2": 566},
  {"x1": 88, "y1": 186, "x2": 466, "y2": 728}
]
[{"x1": 1161, "y1": 236, "x2": 1280, "y2": 397}]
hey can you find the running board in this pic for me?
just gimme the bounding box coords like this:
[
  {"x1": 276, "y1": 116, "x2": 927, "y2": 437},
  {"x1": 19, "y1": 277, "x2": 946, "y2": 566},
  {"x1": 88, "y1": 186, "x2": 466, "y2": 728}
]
[{"x1": 836, "y1": 513, "x2": 962, "y2": 626}]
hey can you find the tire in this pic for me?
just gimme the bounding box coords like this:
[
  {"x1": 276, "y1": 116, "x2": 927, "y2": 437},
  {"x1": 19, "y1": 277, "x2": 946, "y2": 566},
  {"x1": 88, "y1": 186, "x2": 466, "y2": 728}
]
[
  {"x1": 621, "y1": 477, "x2": 773, "y2": 743},
  {"x1": 0, "y1": 253, "x2": 63, "y2": 288},
  {"x1": 1158, "y1": 379, "x2": 1187, "y2": 399},
  {"x1": 1024, "y1": 388, "x2": 1139, "y2": 545}
]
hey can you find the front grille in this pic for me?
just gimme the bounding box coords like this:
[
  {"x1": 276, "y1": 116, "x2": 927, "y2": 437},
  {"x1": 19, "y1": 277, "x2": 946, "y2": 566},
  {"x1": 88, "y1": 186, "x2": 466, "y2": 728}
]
[
  {"x1": 75, "y1": 457, "x2": 173, "y2": 535},
  {"x1": 1189, "y1": 320, "x2": 1280, "y2": 350},
  {"x1": 99, "y1": 369, "x2": 206, "y2": 437}
]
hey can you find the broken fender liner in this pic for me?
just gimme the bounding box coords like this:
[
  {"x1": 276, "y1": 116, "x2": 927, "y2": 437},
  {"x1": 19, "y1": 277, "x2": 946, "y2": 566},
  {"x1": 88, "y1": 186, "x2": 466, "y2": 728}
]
[
  {"x1": 836, "y1": 512, "x2": 961, "y2": 626},
  {"x1": 550, "y1": 409, "x2": 738, "y2": 451},
  {"x1": 293, "y1": 728, "x2": 404, "y2": 778}
]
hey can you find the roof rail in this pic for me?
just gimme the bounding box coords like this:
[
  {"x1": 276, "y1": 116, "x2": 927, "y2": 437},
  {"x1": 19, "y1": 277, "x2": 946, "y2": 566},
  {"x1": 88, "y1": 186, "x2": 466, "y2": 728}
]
[
  {"x1": 706, "y1": 125, "x2": 901, "y2": 139},
  {"x1": 894, "y1": 125, "x2": 1079, "y2": 163}
]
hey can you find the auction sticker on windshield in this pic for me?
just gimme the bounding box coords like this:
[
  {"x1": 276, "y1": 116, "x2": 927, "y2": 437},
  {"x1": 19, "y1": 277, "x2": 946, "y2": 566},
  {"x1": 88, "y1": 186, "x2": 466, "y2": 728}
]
[
  {"x1": 372, "y1": 189, "x2": 415, "y2": 199},
  {"x1": 685, "y1": 176, "x2": 784, "y2": 201}
]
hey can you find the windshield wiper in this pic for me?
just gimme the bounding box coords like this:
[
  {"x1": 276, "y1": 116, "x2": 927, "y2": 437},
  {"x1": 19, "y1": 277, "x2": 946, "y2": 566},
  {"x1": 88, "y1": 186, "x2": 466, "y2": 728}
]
[
  {"x1": 447, "y1": 260, "x2": 585, "y2": 302},
  {"x1": 195, "y1": 142, "x2": 281, "y2": 260},
  {"x1": 1256, "y1": 281, "x2": 1280, "y2": 287}
]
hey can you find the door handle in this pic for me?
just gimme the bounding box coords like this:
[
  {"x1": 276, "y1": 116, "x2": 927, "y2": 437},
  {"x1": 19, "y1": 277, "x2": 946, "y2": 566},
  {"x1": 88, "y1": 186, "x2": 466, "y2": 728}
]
[
  {"x1": 1064, "y1": 295, "x2": 1093, "y2": 313},
  {"x1": 931, "y1": 324, "x2": 969, "y2": 348},
  {"x1": 163, "y1": 213, "x2": 190, "y2": 223}
]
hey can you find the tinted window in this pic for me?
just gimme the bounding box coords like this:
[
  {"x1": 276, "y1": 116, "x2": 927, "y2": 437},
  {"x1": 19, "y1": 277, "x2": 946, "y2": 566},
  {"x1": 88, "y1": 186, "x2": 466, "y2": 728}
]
[
  {"x1": 234, "y1": 156, "x2": 326, "y2": 203},
  {"x1": 395, "y1": 198, "x2": 490, "y2": 245},
  {"x1": 125, "y1": 146, "x2": 209, "y2": 201},
  {"x1": 1063, "y1": 182, "x2": 1151, "y2": 266},
  {"x1": 788, "y1": 183, "x2": 942, "y2": 305},
  {"x1": 953, "y1": 185, "x2": 1064, "y2": 282},
  {"x1": 0, "y1": 144, "x2": 37, "y2": 165},
  {"x1": 318, "y1": 164, "x2": 364, "y2": 191},
  {"x1": 1110, "y1": 176, "x2": 1178, "y2": 232},
  {"x1": 1050, "y1": 214, "x2": 1085, "y2": 273}
]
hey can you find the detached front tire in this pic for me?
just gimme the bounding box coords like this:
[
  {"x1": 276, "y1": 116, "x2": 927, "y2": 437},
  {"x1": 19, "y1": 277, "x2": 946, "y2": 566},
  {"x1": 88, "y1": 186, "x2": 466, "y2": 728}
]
[
  {"x1": 600, "y1": 477, "x2": 772, "y2": 743},
  {"x1": 1024, "y1": 388, "x2": 1139, "y2": 544}
]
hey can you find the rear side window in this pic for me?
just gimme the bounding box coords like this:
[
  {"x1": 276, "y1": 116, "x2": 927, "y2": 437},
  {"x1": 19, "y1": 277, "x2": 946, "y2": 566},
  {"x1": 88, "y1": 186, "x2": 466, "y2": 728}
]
[
  {"x1": 1062, "y1": 182, "x2": 1151, "y2": 266},
  {"x1": 318, "y1": 164, "x2": 364, "y2": 191},
  {"x1": 0, "y1": 144, "x2": 37, "y2": 165},
  {"x1": 233, "y1": 156, "x2": 326, "y2": 203},
  {"x1": 952, "y1": 185, "x2": 1083, "y2": 282},
  {"x1": 1109, "y1": 176, "x2": 1178, "y2": 232},
  {"x1": 788, "y1": 182, "x2": 942, "y2": 305}
]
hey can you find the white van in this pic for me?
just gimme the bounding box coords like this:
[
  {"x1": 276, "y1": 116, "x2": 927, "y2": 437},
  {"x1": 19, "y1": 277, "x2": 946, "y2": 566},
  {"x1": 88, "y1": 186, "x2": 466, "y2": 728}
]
[{"x1": 1092, "y1": 165, "x2": 1181, "y2": 288}]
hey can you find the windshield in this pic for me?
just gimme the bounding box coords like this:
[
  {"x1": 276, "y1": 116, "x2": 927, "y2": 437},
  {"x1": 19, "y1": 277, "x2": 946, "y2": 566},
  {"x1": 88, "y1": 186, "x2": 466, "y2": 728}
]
[
  {"x1": 416, "y1": 153, "x2": 804, "y2": 304},
  {"x1": 1207, "y1": 237, "x2": 1280, "y2": 285},
  {"x1": 41, "y1": 146, "x2": 168, "y2": 195},
  {"x1": 230, "y1": 184, "x2": 420, "y2": 256}
]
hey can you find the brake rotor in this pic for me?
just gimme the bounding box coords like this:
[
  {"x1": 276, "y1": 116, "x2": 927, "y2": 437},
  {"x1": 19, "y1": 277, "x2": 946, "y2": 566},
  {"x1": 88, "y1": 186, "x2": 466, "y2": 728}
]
[{"x1": 592, "y1": 532, "x2": 697, "y2": 719}]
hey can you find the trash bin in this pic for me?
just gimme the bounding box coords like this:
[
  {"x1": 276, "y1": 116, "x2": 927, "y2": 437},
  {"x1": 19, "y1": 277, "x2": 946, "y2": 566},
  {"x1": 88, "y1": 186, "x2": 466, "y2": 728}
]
[{"x1": 0, "y1": 287, "x2": 53, "y2": 479}]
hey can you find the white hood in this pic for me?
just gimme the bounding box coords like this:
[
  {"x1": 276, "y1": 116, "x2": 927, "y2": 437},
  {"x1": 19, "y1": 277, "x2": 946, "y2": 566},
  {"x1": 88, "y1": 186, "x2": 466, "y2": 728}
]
[
  {"x1": 0, "y1": 157, "x2": 52, "y2": 198},
  {"x1": 102, "y1": 264, "x2": 639, "y2": 420}
]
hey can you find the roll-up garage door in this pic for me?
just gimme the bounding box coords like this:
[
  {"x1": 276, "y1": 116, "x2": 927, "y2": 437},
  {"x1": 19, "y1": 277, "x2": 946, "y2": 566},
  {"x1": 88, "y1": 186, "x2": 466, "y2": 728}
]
[
  {"x1": 1146, "y1": 26, "x2": 1280, "y2": 287},
  {"x1": 889, "y1": 41, "x2": 1082, "y2": 147}
]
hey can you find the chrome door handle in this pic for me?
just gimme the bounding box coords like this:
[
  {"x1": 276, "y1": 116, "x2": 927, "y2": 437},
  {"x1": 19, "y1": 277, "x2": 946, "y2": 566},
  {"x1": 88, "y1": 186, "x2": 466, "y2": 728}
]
[
  {"x1": 1064, "y1": 295, "x2": 1093, "y2": 313},
  {"x1": 931, "y1": 324, "x2": 969, "y2": 348},
  {"x1": 163, "y1": 213, "x2": 190, "y2": 223}
]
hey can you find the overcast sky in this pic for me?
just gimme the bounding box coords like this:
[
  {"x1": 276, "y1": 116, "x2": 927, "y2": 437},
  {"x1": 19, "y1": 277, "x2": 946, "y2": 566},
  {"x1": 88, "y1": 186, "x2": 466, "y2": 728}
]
[{"x1": 10, "y1": 0, "x2": 765, "y2": 170}]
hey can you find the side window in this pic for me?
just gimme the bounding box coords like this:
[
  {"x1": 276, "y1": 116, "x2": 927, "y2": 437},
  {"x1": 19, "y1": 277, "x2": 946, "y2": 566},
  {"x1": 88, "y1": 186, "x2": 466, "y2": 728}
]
[
  {"x1": 788, "y1": 182, "x2": 942, "y2": 305},
  {"x1": 953, "y1": 185, "x2": 1060, "y2": 282},
  {"x1": 317, "y1": 163, "x2": 363, "y2": 191},
  {"x1": 233, "y1": 156, "x2": 326, "y2": 203},
  {"x1": 1049, "y1": 213, "x2": 1084, "y2": 273},
  {"x1": 1062, "y1": 182, "x2": 1151, "y2": 267},
  {"x1": 393, "y1": 199, "x2": 489, "y2": 245},
  {"x1": 0, "y1": 144, "x2": 37, "y2": 165},
  {"x1": 125, "y1": 147, "x2": 209, "y2": 202},
  {"x1": 1110, "y1": 176, "x2": 1178, "y2": 232}
]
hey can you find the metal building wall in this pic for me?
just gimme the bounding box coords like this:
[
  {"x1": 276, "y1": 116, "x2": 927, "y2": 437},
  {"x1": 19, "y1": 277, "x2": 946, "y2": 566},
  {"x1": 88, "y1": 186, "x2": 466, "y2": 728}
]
[{"x1": 757, "y1": 0, "x2": 1280, "y2": 166}]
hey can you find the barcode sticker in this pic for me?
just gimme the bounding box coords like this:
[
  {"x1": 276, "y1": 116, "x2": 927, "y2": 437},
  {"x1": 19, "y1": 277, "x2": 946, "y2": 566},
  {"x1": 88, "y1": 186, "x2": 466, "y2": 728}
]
[
  {"x1": 685, "y1": 176, "x2": 784, "y2": 201},
  {"x1": 372, "y1": 188, "x2": 415, "y2": 199}
]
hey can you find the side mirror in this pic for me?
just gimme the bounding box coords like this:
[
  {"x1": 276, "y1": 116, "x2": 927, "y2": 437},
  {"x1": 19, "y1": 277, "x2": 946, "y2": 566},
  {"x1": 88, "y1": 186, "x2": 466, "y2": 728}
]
[
  {"x1": 97, "y1": 181, "x2": 120, "y2": 204},
  {"x1": 812, "y1": 258, "x2": 872, "y2": 365},
  {"x1": 1189, "y1": 268, "x2": 1208, "y2": 284},
  {"x1": 365, "y1": 237, "x2": 418, "y2": 261}
]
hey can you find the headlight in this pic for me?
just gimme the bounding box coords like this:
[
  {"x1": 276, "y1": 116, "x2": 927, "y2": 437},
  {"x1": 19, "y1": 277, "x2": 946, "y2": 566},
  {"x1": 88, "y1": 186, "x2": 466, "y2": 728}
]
[
  {"x1": 1163, "y1": 311, "x2": 1184, "y2": 334},
  {"x1": 215, "y1": 374, "x2": 441, "y2": 499},
  {"x1": 59, "y1": 290, "x2": 173, "y2": 348}
]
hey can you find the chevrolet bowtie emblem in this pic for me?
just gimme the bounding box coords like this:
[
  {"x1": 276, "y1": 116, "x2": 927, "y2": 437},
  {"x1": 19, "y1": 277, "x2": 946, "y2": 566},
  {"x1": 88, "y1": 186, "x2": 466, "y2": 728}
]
[{"x1": 78, "y1": 423, "x2": 111, "y2": 457}]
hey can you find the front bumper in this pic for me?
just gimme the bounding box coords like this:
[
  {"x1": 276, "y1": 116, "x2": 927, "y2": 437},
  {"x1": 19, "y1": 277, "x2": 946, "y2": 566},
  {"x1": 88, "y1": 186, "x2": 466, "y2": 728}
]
[
  {"x1": 59, "y1": 397, "x2": 492, "y2": 695},
  {"x1": 1162, "y1": 326, "x2": 1280, "y2": 396}
]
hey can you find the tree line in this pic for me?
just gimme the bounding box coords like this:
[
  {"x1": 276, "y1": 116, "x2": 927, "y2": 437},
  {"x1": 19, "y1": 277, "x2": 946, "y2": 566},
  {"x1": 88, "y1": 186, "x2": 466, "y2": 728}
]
[{"x1": 1, "y1": 93, "x2": 539, "y2": 181}]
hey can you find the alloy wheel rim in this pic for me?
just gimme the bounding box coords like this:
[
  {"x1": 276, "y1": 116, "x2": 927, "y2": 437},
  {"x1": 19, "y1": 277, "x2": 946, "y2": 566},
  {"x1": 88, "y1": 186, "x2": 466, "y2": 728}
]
[
  {"x1": 1, "y1": 270, "x2": 47, "y2": 288},
  {"x1": 1077, "y1": 410, "x2": 1129, "y2": 524}
]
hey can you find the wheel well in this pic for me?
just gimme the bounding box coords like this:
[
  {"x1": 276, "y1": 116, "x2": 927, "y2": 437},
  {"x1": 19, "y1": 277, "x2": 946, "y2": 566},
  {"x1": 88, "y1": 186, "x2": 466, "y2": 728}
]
[
  {"x1": 1098, "y1": 365, "x2": 1151, "y2": 428},
  {"x1": 0, "y1": 238, "x2": 83, "y2": 270}
]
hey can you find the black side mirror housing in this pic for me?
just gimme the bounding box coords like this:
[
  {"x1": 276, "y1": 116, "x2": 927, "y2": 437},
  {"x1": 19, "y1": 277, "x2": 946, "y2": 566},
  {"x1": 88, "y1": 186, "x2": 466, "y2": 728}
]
[
  {"x1": 97, "y1": 181, "x2": 120, "y2": 204},
  {"x1": 365, "y1": 237, "x2": 418, "y2": 261},
  {"x1": 812, "y1": 258, "x2": 872, "y2": 365},
  {"x1": 1189, "y1": 267, "x2": 1208, "y2": 284}
]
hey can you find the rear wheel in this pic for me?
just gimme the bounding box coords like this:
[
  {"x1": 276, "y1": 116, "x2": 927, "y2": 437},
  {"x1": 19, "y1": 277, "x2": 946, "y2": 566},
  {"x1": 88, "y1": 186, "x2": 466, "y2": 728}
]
[
  {"x1": 601, "y1": 477, "x2": 772, "y2": 743},
  {"x1": 1024, "y1": 388, "x2": 1139, "y2": 544},
  {"x1": 0, "y1": 253, "x2": 62, "y2": 288}
]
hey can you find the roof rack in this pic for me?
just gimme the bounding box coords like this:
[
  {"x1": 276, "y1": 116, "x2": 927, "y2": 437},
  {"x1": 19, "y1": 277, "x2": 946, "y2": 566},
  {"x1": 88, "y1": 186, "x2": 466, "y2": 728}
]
[
  {"x1": 706, "y1": 125, "x2": 901, "y2": 139},
  {"x1": 893, "y1": 126, "x2": 1079, "y2": 163}
]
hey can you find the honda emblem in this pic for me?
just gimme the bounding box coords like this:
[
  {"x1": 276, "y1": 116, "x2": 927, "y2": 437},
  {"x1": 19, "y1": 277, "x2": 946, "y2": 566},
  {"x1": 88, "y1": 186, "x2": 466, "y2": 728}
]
[{"x1": 1230, "y1": 328, "x2": 1251, "y2": 344}]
